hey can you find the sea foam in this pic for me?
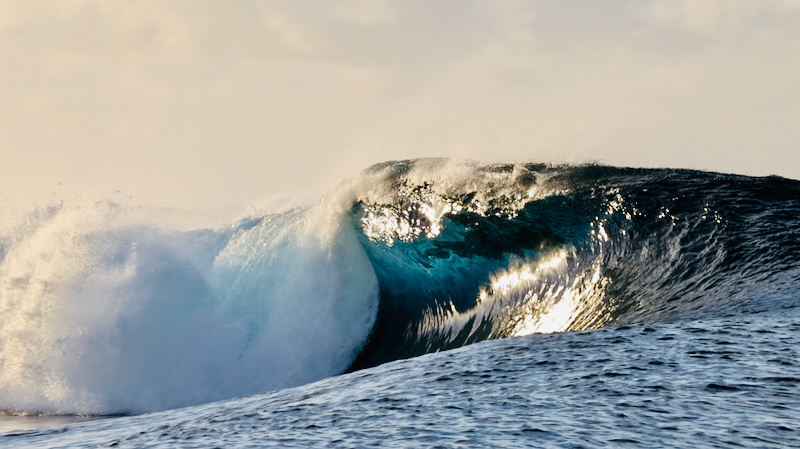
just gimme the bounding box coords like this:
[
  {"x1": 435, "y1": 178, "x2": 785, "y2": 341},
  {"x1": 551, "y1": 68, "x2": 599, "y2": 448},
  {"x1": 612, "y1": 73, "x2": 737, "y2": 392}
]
[{"x1": 0, "y1": 200, "x2": 378, "y2": 414}]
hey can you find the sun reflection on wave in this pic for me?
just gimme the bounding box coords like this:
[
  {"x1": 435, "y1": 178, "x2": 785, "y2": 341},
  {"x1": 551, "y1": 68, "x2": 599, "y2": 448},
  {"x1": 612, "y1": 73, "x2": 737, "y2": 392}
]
[
  {"x1": 413, "y1": 246, "x2": 614, "y2": 346},
  {"x1": 370, "y1": 181, "x2": 639, "y2": 347},
  {"x1": 484, "y1": 249, "x2": 613, "y2": 336},
  {"x1": 509, "y1": 262, "x2": 612, "y2": 336},
  {"x1": 358, "y1": 168, "x2": 563, "y2": 246}
]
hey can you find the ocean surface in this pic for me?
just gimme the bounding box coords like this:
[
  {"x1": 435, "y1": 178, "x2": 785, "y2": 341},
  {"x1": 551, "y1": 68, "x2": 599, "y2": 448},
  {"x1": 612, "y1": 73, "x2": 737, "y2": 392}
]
[{"x1": 1, "y1": 159, "x2": 799, "y2": 447}]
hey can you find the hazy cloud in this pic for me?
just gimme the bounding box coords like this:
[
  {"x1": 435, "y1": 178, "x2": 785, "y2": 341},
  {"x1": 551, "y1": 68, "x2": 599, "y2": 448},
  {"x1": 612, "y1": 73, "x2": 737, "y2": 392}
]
[
  {"x1": 651, "y1": 0, "x2": 800, "y2": 33},
  {"x1": 331, "y1": 0, "x2": 396, "y2": 25},
  {"x1": 2, "y1": 1, "x2": 799, "y2": 214}
]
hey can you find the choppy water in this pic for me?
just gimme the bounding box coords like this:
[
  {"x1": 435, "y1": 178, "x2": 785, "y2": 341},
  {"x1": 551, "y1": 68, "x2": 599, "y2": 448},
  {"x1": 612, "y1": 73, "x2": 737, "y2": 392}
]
[
  {"x1": 1, "y1": 160, "x2": 799, "y2": 447},
  {"x1": 4, "y1": 308, "x2": 799, "y2": 448}
]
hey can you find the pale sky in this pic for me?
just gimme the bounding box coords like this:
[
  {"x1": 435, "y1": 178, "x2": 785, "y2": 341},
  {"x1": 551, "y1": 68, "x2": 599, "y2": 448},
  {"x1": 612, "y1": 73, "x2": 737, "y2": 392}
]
[{"x1": 2, "y1": 0, "x2": 799, "y2": 215}]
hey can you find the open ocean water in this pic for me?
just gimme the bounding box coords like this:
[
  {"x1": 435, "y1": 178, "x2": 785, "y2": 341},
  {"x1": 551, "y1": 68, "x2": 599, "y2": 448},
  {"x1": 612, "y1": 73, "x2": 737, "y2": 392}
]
[{"x1": 1, "y1": 159, "x2": 799, "y2": 447}]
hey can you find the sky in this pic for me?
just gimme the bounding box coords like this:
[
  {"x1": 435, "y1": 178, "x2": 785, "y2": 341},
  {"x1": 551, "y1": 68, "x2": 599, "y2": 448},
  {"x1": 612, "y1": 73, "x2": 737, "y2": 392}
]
[{"x1": 2, "y1": 0, "x2": 799, "y2": 215}]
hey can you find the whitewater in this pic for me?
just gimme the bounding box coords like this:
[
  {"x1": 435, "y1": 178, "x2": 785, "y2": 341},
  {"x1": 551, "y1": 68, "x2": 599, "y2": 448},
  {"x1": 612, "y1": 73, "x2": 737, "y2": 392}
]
[{"x1": 1, "y1": 159, "x2": 799, "y2": 448}]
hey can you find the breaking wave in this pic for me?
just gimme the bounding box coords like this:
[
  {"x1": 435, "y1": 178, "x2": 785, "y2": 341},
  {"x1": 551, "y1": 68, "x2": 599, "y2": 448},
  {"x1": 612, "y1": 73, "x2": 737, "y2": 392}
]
[{"x1": 1, "y1": 159, "x2": 799, "y2": 414}]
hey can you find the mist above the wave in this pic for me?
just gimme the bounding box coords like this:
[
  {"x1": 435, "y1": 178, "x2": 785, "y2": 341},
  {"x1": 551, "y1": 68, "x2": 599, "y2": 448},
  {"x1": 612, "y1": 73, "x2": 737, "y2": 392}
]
[{"x1": 2, "y1": 0, "x2": 799, "y2": 212}]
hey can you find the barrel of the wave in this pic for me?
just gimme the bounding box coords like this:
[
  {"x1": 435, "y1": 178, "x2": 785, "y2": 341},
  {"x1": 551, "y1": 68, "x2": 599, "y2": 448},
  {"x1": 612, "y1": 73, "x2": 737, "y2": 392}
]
[
  {"x1": 342, "y1": 160, "x2": 800, "y2": 371},
  {"x1": 342, "y1": 160, "x2": 605, "y2": 370}
]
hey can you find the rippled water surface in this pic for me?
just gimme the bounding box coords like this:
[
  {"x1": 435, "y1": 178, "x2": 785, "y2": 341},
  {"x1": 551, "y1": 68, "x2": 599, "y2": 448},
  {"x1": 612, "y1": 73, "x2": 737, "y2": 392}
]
[{"x1": 4, "y1": 306, "x2": 798, "y2": 448}]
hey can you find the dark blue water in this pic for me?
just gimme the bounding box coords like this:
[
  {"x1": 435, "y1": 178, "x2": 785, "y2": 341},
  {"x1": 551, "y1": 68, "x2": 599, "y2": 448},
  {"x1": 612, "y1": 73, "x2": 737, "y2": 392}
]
[{"x1": 1, "y1": 160, "x2": 799, "y2": 447}]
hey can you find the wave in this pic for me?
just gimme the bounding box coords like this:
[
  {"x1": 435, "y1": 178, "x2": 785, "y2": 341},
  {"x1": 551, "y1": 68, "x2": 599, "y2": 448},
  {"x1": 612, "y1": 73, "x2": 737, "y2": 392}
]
[
  {"x1": 348, "y1": 160, "x2": 800, "y2": 368},
  {"x1": 1, "y1": 159, "x2": 799, "y2": 415}
]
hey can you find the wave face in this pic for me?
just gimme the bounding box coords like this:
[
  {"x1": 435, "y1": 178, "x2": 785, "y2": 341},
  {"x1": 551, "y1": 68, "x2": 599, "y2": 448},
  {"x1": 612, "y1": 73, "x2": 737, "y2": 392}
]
[
  {"x1": 1, "y1": 159, "x2": 799, "y2": 414},
  {"x1": 347, "y1": 160, "x2": 800, "y2": 369}
]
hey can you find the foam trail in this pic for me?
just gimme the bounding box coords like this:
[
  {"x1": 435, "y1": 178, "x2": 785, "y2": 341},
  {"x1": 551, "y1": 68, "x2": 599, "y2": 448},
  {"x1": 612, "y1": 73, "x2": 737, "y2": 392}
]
[{"x1": 0, "y1": 201, "x2": 378, "y2": 415}]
